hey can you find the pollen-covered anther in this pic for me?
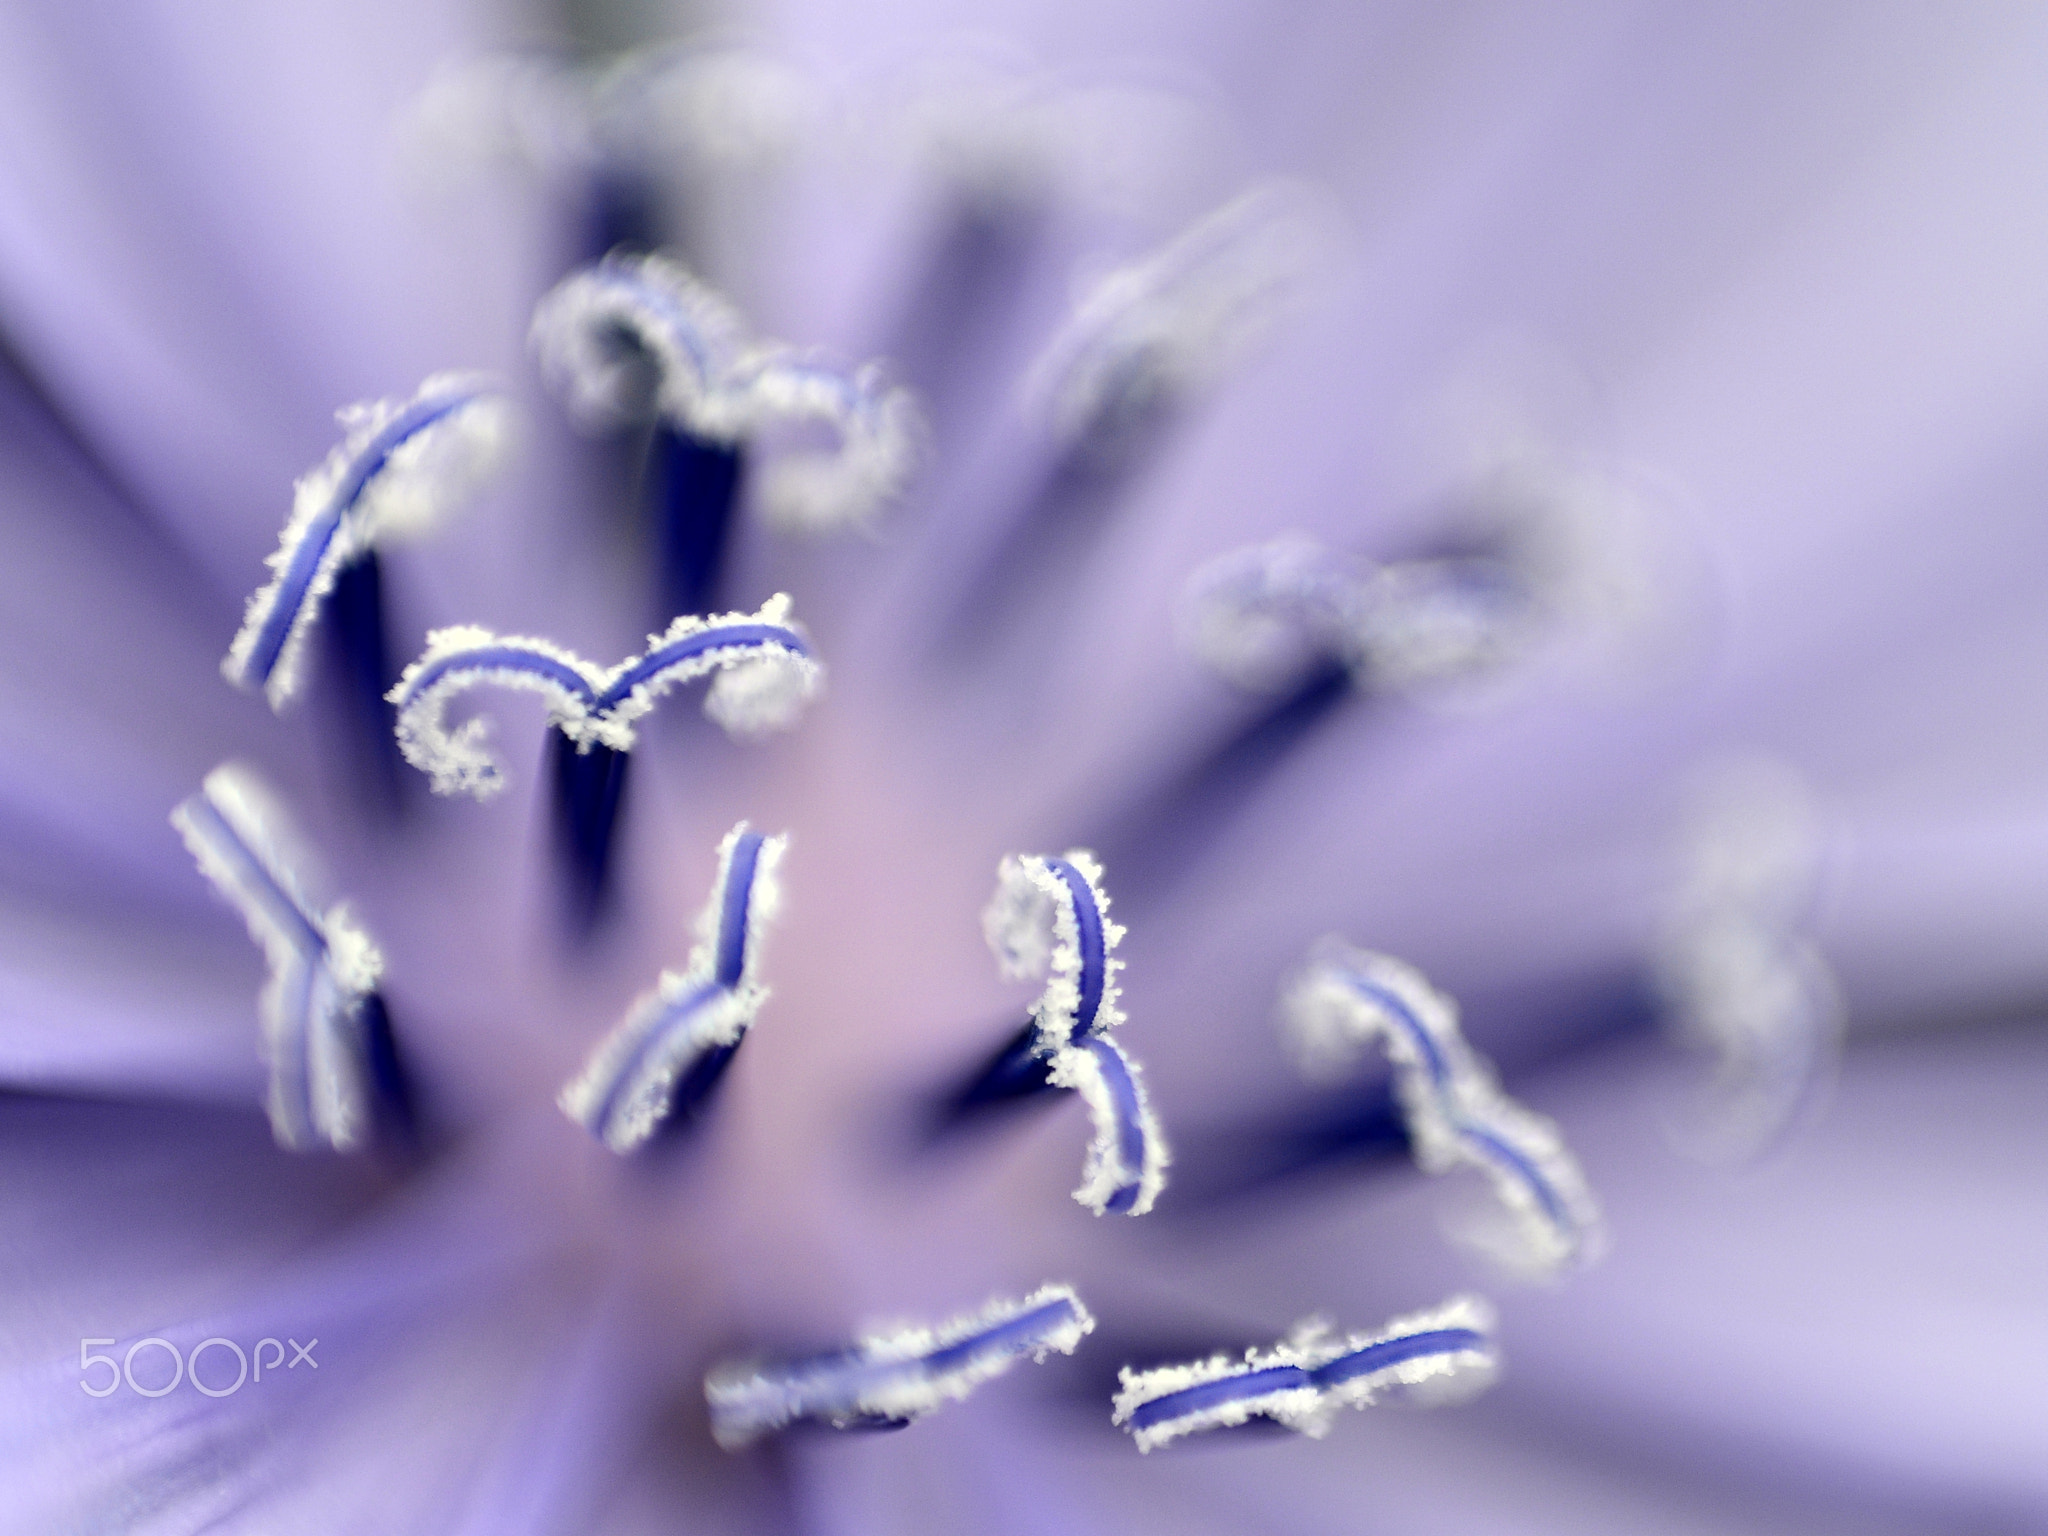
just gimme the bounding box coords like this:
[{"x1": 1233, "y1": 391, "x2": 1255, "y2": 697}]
[
  {"x1": 559, "y1": 823, "x2": 787, "y2": 1152},
  {"x1": 1282, "y1": 943, "x2": 1604, "y2": 1275},
  {"x1": 706, "y1": 1284, "x2": 1094, "y2": 1450},
  {"x1": 170, "y1": 764, "x2": 387, "y2": 1153},
  {"x1": 981, "y1": 851, "x2": 1169, "y2": 1215},
  {"x1": 222, "y1": 374, "x2": 514, "y2": 711},
  {"x1": 385, "y1": 594, "x2": 823, "y2": 799},
  {"x1": 1655, "y1": 758, "x2": 1843, "y2": 1159},
  {"x1": 1112, "y1": 1295, "x2": 1498, "y2": 1452},
  {"x1": 531, "y1": 252, "x2": 921, "y2": 533},
  {"x1": 1181, "y1": 536, "x2": 1543, "y2": 698}
]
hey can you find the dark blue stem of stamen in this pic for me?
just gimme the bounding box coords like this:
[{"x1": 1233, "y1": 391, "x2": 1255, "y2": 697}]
[
  {"x1": 359, "y1": 991, "x2": 423, "y2": 1149},
  {"x1": 882, "y1": 201, "x2": 1043, "y2": 444},
  {"x1": 321, "y1": 552, "x2": 406, "y2": 815},
  {"x1": 550, "y1": 733, "x2": 630, "y2": 934},
  {"x1": 651, "y1": 424, "x2": 744, "y2": 617},
  {"x1": 934, "y1": 426, "x2": 1172, "y2": 665},
  {"x1": 583, "y1": 170, "x2": 665, "y2": 265},
  {"x1": 644, "y1": 1040, "x2": 742, "y2": 1150},
  {"x1": 1093, "y1": 657, "x2": 1361, "y2": 914},
  {"x1": 925, "y1": 1019, "x2": 1064, "y2": 1144}
]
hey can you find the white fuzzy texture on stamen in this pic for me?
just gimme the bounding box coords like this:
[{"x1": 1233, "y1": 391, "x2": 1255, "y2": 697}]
[
  {"x1": 532, "y1": 254, "x2": 752, "y2": 437},
  {"x1": 1049, "y1": 1035, "x2": 1170, "y2": 1217},
  {"x1": 981, "y1": 850, "x2": 1125, "y2": 1051},
  {"x1": 406, "y1": 46, "x2": 805, "y2": 183},
  {"x1": 532, "y1": 253, "x2": 922, "y2": 532},
  {"x1": 706, "y1": 1283, "x2": 1094, "y2": 1450},
  {"x1": 734, "y1": 353, "x2": 924, "y2": 534},
  {"x1": 559, "y1": 825, "x2": 787, "y2": 1152},
  {"x1": 387, "y1": 595, "x2": 822, "y2": 799},
  {"x1": 170, "y1": 764, "x2": 384, "y2": 1153},
  {"x1": 1113, "y1": 1295, "x2": 1498, "y2": 1453},
  {"x1": 1656, "y1": 758, "x2": 1843, "y2": 1160},
  {"x1": 1029, "y1": 184, "x2": 1329, "y2": 453},
  {"x1": 223, "y1": 373, "x2": 513, "y2": 711},
  {"x1": 1284, "y1": 944, "x2": 1603, "y2": 1275},
  {"x1": 983, "y1": 851, "x2": 1170, "y2": 1214},
  {"x1": 1179, "y1": 537, "x2": 1370, "y2": 693}
]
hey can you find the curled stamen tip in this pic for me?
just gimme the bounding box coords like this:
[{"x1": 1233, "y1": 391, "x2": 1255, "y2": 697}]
[
  {"x1": 560, "y1": 823, "x2": 787, "y2": 1152},
  {"x1": 224, "y1": 374, "x2": 514, "y2": 711},
  {"x1": 386, "y1": 596, "x2": 823, "y2": 800},
  {"x1": 706, "y1": 1284, "x2": 1094, "y2": 1449},
  {"x1": 981, "y1": 851, "x2": 1168, "y2": 1215},
  {"x1": 1282, "y1": 943, "x2": 1603, "y2": 1275},
  {"x1": 1112, "y1": 1295, "x2": 1498, "y2": 1452},
  {"x1": 171, "y1": 764, "x2": 388, "y2": 1153},
  {"x1": 1028, "y1": 182, "x2": 1334, "y2": 452},
  {"x1": 532, "y1": 254, "x2": 923, "y2": 532}
]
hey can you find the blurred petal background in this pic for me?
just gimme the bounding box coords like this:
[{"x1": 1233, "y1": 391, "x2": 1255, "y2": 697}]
[{"x1": 3, "y1": 1, "x2": 2047, "y2": 1532}]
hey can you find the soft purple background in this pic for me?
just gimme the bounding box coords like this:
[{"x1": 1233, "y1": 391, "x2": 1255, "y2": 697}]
[{"x1": 1, "y1": 2, "x2": 2045, "y2": 1531}]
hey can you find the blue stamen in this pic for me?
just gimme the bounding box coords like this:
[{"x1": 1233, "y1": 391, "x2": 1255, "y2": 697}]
[
  {"x1": 240, "y1": 392, "x2": 472, "y2": 687},
  {"x1": 1284, "y1": 946, "x2": 1604, "y2": 1272},
  {"x1": 533, "y1": 254, "x2": 920, "y2": 540},
  {"x1": 1124, "y1": 1364, "x2": 1309, "y2": 1432},
  {"x1": 712, "y1": 829, "x2": 765, "y2": 988},
  {"x1": 1113, "y1": 1297, "x2": 1497, "y2": 1452},
  {"x1": 1046, "y1": 858, "x2": 1107, "y2": 1038},
  {"x1": 705, "y1": 1284, "x2": 1095, "y2": 1449},
  {"x1": 979, "y1": 851, "x2": 1169, "y2": 1214},
  {"x1": 594, "y1": 622, "x2": 812, "y2": 709},
  {"x1": 171, "y1": 765, "x2": 393, "y2": 1153},
  {"x1": 588, "y1": 981, "x2": 722, "y2": 1142},
  {"x1": 387, "y1": 598, "x2": 823, "y2": 802},
  {"x1": 226, "y1": 379, "x2": 507, "y2": 712},
  {"x1": 560, "y1": 823, "x2": 787, "y2": 1153}
]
